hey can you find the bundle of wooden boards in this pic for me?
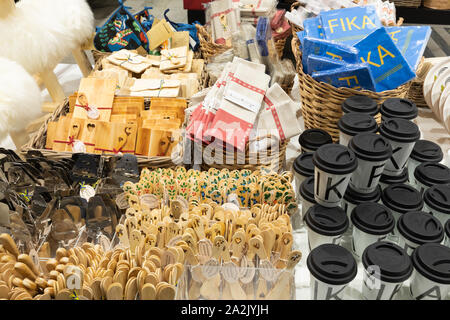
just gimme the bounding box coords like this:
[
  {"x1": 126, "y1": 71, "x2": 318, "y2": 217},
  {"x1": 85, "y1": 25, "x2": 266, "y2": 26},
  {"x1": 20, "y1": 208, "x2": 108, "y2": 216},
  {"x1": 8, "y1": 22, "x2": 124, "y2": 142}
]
[{"x1": 45, "y1": 77, "x2": 186, "y2": 157}]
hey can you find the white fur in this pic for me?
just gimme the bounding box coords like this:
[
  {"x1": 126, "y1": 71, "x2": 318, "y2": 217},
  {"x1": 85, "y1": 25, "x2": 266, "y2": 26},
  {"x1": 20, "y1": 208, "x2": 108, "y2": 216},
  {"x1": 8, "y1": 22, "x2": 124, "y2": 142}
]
[
  {"x1": 0, "y1": 57, "x2": 42, "y2": 141},
  {"x1": 0, "y1": 0, "x2": 94, "y2": 75}
]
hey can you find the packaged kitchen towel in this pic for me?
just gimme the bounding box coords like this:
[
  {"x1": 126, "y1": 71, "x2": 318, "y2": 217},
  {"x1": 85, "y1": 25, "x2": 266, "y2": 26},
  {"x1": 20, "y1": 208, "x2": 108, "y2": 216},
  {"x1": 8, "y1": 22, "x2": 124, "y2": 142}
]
[
  {"x1": 386, "y1": 26, "x2": 432, "y2": 70},
  {"x1": 307, "y1": 54, "x2": 347, "y2": 73},
  {"x1": 257, "y1": 100, "x2": 301, "y2": 141},
  {"x1": 312, "y1": 63, "x2": 376, "y2": 91},
  {"x1": 320, "y1": 6, "x2": 382, "y2": 46},
  {"x1": 210, "y1": 0, "x2": 239, "y2": 45},
  {"x1": 354, "y1": 27, "x2": 416, "y2": 92},
  {"x1": 301, "y1": 37, "x2": 359, "y2": 74}
]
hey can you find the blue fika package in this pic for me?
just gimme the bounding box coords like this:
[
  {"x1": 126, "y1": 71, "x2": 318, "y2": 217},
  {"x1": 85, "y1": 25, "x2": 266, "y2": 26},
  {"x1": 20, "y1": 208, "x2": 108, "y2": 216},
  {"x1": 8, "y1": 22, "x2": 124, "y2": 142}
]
[
  {"x1": 320, "y1": 6, "x2": 382, "y2": 46},
  {"x1": 385, "y1": 26, "x2": 431, "y2": 70},
  {"x1": 312, "y1": 63, "x2": 376, "y2": 91},
  {"x1": 302, "y1": 37, "x2": 359, "y2": 73},
  {"x1": 297, "y1": 30, "x2": 306, "y2": 49},
  {"x1": 354, "y1": 27, "x2": 416, "y2": 92},
  {"x1": 303, "y1": 17, "x2": 324, "y2": 39},
  {"x1": 307, "y1": 54, "x2": 347, "y2": 74}
]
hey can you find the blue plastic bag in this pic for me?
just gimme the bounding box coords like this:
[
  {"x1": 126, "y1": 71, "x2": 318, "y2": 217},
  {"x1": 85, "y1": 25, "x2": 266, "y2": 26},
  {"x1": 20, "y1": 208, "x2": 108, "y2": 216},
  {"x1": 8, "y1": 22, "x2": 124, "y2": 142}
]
[
  {"x1": 163, "y1": 9, "x2": 200, "y2": 51},
  {"x1": 307, "y1": 54, "x2": 347, "y2": 74},
  {"x1": 312, "y1": 63, "x2": 376, "y2": 91},
  {"x1": 385, "y1": 26, "x2": 431, "y2": 70},
  {"x1": 301, "y1": 37, "x2": 359, "y2": 74},
  {"x1": 320, "y1": 6, "x2": 382, "y2": 46},
  {"x1": 354, "y1": 27, "x2": 416, "y2": 92},
  {"x1": 256, "y1": 17, "x2": 271, "y2": 57}
]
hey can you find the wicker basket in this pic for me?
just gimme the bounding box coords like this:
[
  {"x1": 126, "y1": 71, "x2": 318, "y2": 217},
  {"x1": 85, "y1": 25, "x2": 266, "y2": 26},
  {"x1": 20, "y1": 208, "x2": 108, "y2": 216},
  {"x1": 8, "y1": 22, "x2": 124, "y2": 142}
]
[
  {"x1": 21, "y1": 99, "x2": 182, "y2": 168},
  {"x1": 196, "y1": 24, "x2": 232, "y2": 61},
  {"x1": 292, "y1": 35, "x2": 412, "y2": 141},
  {"x1": 195, "y1": 135, "x2": 288, "y2": 172},
  {"x1": 423, "y1": 0, "x2": 450, "y2": 9},
  {"x1": 407, "y1": 59, "x2": 433, "y2": 108},
  {"x1": 391, "y1": 0, "x2": 422, "y2": 7}
]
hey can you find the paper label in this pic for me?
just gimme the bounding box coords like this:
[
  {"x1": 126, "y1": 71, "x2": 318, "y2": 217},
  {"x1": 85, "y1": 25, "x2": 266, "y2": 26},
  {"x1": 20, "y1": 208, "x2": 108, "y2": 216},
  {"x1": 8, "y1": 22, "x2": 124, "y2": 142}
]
[
  {"x1": 80, "y1": 185, "x2": 95, "y2": 201},
  {"x1": 72, "y1": 140, "x2": 86, "y2": 153},
  {"x1": 87, "y1": 107, "x2": 100, "y2": 120}
]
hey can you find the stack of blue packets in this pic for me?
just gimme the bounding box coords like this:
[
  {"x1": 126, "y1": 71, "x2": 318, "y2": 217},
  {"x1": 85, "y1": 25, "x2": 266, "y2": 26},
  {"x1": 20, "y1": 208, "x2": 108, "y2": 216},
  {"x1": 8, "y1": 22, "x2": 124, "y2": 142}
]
[{"x1": 297, "y1": 6, "x2": 431, "y2": 92}]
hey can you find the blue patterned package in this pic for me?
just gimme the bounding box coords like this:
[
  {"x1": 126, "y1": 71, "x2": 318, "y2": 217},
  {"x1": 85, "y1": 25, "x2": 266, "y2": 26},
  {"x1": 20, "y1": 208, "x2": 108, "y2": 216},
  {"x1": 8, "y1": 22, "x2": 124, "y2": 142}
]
[
  {"x1": 320, "y1": 6, "x2": 382, "y2": 46},
  {"x1": 354, "y1": 27, "x2": 416, "y2": 92},
  {"x1": 307, "y1": 55, "x2": 347, "y2": 73},
  {"x1": 312, "y1": 63, "x2": 376, "y2": 91},
  {"x1": 385, "y1": 26, "x2": 431, "y2": 70},
  {"x1": 256, "y1": 17, "x2": 271, "y2": 57},
  {"x1": 303, "y1": 17, "x2": 324, "y2": 39},
  {"x1": 301, "y1": 37, "x2": 359, "y2": 73},
  {"x1": 297, "y1": 30, "x2": 306, "y2": 49}
]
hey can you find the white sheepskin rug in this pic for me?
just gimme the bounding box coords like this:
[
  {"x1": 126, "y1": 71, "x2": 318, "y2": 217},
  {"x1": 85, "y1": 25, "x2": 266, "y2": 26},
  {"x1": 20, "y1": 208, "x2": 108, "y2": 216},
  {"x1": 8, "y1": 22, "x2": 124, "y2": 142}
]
[
  {"x1": 0, "y1": 0, "x2": 94, "y2": 75},
  {"x1": 0, "y1": 57, "x2": 42, "y2": 141}
]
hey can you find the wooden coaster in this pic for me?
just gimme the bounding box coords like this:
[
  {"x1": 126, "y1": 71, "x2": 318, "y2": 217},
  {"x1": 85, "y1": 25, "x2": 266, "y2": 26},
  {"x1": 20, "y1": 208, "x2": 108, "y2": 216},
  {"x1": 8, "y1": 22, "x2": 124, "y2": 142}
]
[
  {"x1": 141, "y1": 283, "x2": 156, "y2": 300},
  {"x1": 106, "y1": 282, "x2": 123, "y2": 300}
]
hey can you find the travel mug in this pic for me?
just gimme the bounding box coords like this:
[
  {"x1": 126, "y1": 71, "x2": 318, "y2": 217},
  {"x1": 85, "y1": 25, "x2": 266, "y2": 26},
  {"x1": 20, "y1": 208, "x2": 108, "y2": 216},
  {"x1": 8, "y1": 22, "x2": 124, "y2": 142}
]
[
  {"x1": 410, "y1": 243, "x2": 450, "y2": 300},
  {"x1": 307, "y1": 244, "x2": 357, "y2": 300},
  {"x1": 361, "y1": 242, "x2": 412, "y2": 300},
  {"x1": 304, "y1": 204, "x2": 349, "y2": 250},
  {"x1": 351, "y1": 203, "x2": 395, "y2": 258},
  {"x1": 299, "y1": 176, "x2": 316, "y2": 220},
  {"x1": 341, "y1": 95, "x2": 379, "y2": 117},
  {"x1": 299, "y1": 128, "x2": 333, "y2": 153},
  {"x1": 293, "y1": 152, "x2": 315, "y2": 199},
  {"x1": 379, "y1": 168, "x2": 408, "y2": 190},
  {"x1": 348, "y1": 133, "x2": 392, "y2": 193},
  {"x1": 380, "y1": 98, "x2": 418, "y2": 121},
  {"x1": 445, "y1": 220, "x2": 450, "y2": 248},
  {"x1": 338, "y1": 113, "x2": 378, "y2": 147},
  {"x1": 407, "y1": 140, "x2": 443, "y2": 183},
  {"x1": 313, "y1": 144, "x2": 358, "y2": 207},
  {"x1": 381, "y1": 183, "x2": 424, "y2": 235},
  {"x1": 342, "y1": 185, "x2": 381, "y2": 235},
  {"x1": 397, "y1": 211, "x2": 444, "y2": 255},
  {"x1": 423, "y1": 185, "x2": 450, "y2": 228},
  {"x1": 379, "y1": 118, "x2": 420, "y2": 177},
  {"x1": 413, "y1": 162, "x2": 450, "y2": 194}
]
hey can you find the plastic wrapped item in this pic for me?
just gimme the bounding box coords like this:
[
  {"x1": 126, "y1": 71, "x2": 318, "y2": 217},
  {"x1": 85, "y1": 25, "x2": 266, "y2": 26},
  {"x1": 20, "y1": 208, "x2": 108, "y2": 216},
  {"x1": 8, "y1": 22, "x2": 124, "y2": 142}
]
[
  {"x1": 281, "y1": 59, "x2": 296, "y2": 88},
  {"x1": 256, "y1": 17, "x2": 271, "y2": 57},
  {"x1": 307, "y1": 54, "x2": 347, "y2": 73},
  {"x1": 319, "y1": 6, "x2": 382, "y2": 46},
  {"x1": 210, "y1": 0, "x2": 240, "y2": 45},
  {"x1": 386, "y1": 26, "x2": 431, "y2": 70},
  {"x1": 301, "y1": 37, "x2": 359, "y2": 74},
  {"x1": 231, "y1": 29, "x2": 249, "y2": 60},
  {"x1": 303, "y1": 17, "x2": 324, "y2": 39},
  {"x1": 312, "y1": 63, "x2": 376, "y2": 91},
  {"x1": 242, "y1": 23, "x2": 262, "y2": 64},
  {"x1": 354, "y1": 27, "x2": 416, "y2": 92}
]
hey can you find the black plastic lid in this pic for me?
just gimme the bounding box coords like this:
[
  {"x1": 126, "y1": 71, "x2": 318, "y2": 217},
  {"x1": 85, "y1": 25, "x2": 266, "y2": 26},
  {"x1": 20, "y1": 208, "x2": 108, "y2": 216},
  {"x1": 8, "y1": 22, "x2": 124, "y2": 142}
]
[
  {"x1": 423, "y1": 185, "x2": 450, "y2": 216},
  {"x1": 299, "y1": 129, "x2": 333, "y2": 152},
  {"x1": 313, "y1": 144, "x2": 358, "y2": 175},
  {"x1": 307, "y1": 244, "x2": 357, "y2": 285},
  {"x1": 293, "y1": 152, "x2": 315, "y2": 177},
  {"x1": 348, "y1": 133, "x2": 392, "y2": 162},
  {"x1": 337, "y1": 113, "x2": 378, "y2": 137},
  {"x1": 341, "y1": 96, "x2": 378, "y2": 116},
  {"x1": 445, "y1": 220, "x2": 450, "y2": 238},
  {"x1": 362, "y1": 242, "x2": 412, "y2": 283},
  {"x1": 398, "y1": 211, "x2": 444, "y2": 247},
  {"x1": 411, "y1": 243, "x2": 450, "y2": 284},
  {"x1": 351, "y1": 203, "x2": 395, "y2": 235},
  {"x1": 304, "y1": 204, "x2": 349, "y2": 236},
  {"x1": 379, "y1": 118, "x2": 420, "y2": 143},
  {"x1": 299, "y1": 176, "x2": 316, "y2": 204},
  {"x1": 410, "y1": 140, "x2": 444, "y2": 163},
  {"x1": 344, "y1": 184, "x2": 381, "y2": 205},
  {"x1": 380, "y1": 98, "x2": 418, "y2": 120},
  {"x1": 414, "y1": 162, "x2": 450, "y2": 187},
  {"x1": 381, "y1": 184, "x2": 423, "y2": 214},
  {"x1": 380, "y1": 168, "x2": 408, "y2": 185}
]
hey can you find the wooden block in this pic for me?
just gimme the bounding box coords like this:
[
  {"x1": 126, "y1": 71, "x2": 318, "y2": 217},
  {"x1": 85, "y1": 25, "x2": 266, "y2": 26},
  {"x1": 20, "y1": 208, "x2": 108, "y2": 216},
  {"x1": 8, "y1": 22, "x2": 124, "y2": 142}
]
[
  {"x1": 94, "y1": 122, "x2": 137, "y2": 155},
  {"x1": 73, "y1": 78, "x2": 116, "y2": 122},
  {"x1": 45, "y1": 122, "x2": 57, "y2": 150},
  {"x1": 148, "y1": 129, "x2": 180, "y2": 157},
  {"x1": 79, "y1": 120, "x2": 102, "y2": 154},
  {"x1": 135, "y1": 128, "x2": 152, "y2": 156},
  {"x1": 52, "y1": 117, "x2": 72, "y2": 152},
  {"x1": 64, "y1": 118, "x2": 86, "y2": 152}
]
